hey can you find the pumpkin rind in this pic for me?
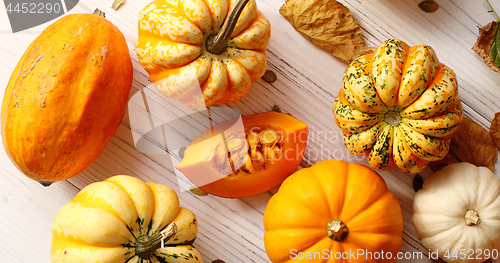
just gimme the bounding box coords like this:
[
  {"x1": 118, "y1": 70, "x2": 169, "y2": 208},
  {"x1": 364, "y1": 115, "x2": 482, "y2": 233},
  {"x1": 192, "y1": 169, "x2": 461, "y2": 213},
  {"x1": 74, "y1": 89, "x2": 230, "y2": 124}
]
[
  {"x1": 412, "y1": 162, "x2": 500, "y2": 263},
  {"x1": 263, "y1": 159, "x2": 403, "y2": 262},
  {"x1": 50, "y1": 175, "x2": 203, "y2": 263},
  {"x1": 135, "y1": 0, "x2": 271, "y2": 108},
  {"x1": 333, "y1": 38, "x2": 462, "y2": 173},
  {"x1": 1, "y1": 13, "x2": 133, "y2": 184},
  {"x1": 176, "y1": 111, "x2": 308, "y2": 198}
]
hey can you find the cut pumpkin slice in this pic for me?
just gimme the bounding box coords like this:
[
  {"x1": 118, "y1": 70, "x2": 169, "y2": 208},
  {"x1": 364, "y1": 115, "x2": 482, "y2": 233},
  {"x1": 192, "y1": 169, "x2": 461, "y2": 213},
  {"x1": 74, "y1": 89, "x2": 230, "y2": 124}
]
[{"x1": 176, "y1": 111, "x2": 308, "y2": 198}]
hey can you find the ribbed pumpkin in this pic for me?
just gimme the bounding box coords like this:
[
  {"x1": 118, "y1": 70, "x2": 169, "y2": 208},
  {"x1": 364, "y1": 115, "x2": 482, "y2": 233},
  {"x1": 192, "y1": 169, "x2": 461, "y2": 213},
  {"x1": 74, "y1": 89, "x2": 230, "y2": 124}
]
[
  {"x1": 264, "y1": 159, "x2": 403, "y2": 263},
  {"x1": 333, "y1": 38, "x2": 463, "y2": 173},
  {"x1": 413, "y1": 162, "x2": 500, "y2": 263},
  {"x1": 51, "y1": 175, "x2": 203, "y2": 263},
  {"x1": 135, "y1": 0, "x2": 271, "y2": 108},
  {"x1": 1, "y1": 11, "x2": 133, "y2": 185}
]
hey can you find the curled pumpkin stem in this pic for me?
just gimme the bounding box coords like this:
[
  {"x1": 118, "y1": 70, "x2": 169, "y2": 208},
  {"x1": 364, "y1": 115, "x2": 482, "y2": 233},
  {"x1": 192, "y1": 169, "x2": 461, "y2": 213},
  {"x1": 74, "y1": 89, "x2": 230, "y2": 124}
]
[
  {"x1": 206, "y1": 0, "x2": 251, "y2": 54},
  {"x1": 136, "y1": 222, "x2": 178, "y2": 259},
  {"x1": 92, "y1": 8, "x2": 105, "y2": 18}
]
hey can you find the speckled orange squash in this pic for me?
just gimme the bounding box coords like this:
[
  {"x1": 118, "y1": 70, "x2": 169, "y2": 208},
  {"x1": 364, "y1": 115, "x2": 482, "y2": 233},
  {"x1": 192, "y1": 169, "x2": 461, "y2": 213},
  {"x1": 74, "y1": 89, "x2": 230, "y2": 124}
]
[
  {"x1": 135, "y1": 0, "x2": 271, "y2": 108},
  {"x1": 333, "y1": 38, "x2": 463, "y2": 173},
  {"x1": 264, "y1": 159, "x2": 404, "y2": 263},
  {"x1": 1, "y1": 11, "x2": 133, "y2": 185}
]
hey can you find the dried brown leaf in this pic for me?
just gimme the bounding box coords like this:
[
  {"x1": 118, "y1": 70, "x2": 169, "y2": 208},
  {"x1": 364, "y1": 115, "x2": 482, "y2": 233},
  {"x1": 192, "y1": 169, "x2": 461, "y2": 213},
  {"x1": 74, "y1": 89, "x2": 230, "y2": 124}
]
[
  {"x1": 490, "y1": 112, "x2": 500, "y2": 151},
  {"x1": 472, "y1": 21, "x2": 500, "y2": 73},
  {"x1": 428, "y1": 151, "x2": 460, "y2": 172},
  {"x1": 279, "y1": 0, "x2": 372, "y2": 63},
  {"x1": 430, "y1": 117, "x2": 497, "y2": 171},
  {"x1": 451, "y1": 118, "x2": 497, "y2": 170}
]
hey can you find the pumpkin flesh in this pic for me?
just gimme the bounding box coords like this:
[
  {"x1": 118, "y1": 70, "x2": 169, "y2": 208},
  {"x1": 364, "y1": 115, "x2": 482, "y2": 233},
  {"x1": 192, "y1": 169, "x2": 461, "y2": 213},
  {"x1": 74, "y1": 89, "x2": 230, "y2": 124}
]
[
  {"x1": 176, "y1": 111, "x2": 308, "y2": 198},
  {"x1": 1, "y1": 13, "x2": 133, "y2": 184}
]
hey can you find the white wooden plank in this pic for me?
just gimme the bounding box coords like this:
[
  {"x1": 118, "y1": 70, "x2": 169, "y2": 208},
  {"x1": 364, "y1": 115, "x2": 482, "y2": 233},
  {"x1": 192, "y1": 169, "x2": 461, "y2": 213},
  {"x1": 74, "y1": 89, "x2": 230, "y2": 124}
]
[{"x1": 0, "y1": 0, "x2": 499, "y2": 262}]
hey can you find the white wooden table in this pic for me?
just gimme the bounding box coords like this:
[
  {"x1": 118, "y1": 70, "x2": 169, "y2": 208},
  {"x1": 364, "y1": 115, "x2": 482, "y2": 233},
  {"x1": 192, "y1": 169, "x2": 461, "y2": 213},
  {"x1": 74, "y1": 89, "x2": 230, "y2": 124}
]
[{"x1": 1, "y1": 0, "x2": 500, "y2": 262}]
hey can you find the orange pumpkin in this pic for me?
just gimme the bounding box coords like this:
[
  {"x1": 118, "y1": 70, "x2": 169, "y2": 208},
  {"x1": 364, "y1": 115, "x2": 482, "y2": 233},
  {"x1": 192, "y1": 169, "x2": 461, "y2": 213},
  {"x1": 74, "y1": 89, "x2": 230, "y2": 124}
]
[
  {"x1": 1, "y1": 11, "x2": 133, "y2": 185},
  {"x1": 176, "y1": 111, "x2": 308, "y2": 198},
  {"x1": 264, "y1": 159, "x2": 403, "y2": 262},
  {"x1": 135, "y1": 0, "x2": 271, "y2": 108}
]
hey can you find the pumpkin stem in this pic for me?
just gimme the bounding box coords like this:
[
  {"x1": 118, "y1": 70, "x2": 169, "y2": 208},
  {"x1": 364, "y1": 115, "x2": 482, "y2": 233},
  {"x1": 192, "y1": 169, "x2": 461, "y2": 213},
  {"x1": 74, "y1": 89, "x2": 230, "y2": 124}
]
[
  {"x1": 136, "y1": 222, "x2": 178, "y2": 259},
  {"x1": 327, "y1": 219, "x2": 348, "y2": 242},
  {"x1": 464, "y1": 209, "x2": 481, "y2": 226},
  {"x1": 92, "y1": 8, "x2": 106, "y2": 18},
  {"x1": 487, "y1": 0, "x2": 500, "y2": 22},
  {"x1": 39, "y1": 181, "x2": 55, "y2": 187},
  {"x1": 206, "y1": 0, "x2": 251, "y2": 54},
  {"x1": 385, "y1": 111, "x2": 401, "y2": 126}
]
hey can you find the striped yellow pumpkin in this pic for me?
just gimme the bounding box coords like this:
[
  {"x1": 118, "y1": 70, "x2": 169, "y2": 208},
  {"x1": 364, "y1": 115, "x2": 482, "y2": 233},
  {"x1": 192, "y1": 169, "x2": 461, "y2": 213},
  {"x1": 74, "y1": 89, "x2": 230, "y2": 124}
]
[
  {"x1": 135, "y1": 0, "x2": 271, "y2": 108},
  {"x1": 50, "y1": 175, "x2": 202, "y2": 263},
  {"x1": 333, "y1": 38, "x2": 463, "y2": 173}
]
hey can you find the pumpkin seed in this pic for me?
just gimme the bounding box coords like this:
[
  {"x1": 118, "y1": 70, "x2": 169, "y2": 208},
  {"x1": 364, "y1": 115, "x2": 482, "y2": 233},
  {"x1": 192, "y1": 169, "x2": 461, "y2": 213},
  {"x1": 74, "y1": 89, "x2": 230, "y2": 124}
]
[
  {"x1": 178, "y1": 147, "x2": 186, "y2": 158},
  {"x1": 242, "y1": 154, "x2": 254, "y2": 173},
  {"x1": 418, "y1": 0, "x2": 439, "y2": 13},
  {"x1": 412, "y1": 174, "x2": 424, "y2": 192},
  {"x1": 247, "y1": 131, "x2": 260, "y2": 148},
  {"x1": 212, "y1": 128, "x2": 284, "y2": 173},
  {"x1": 250, "y1": 149, "x2": 266, "y2": 164},
  {"x1": 226, "y1": 137, "x2": 243, "y2": 151},
  {"x1": 262, "y1": 70, "x2": 277, "y2": 83},
  {"x1": 272, "y1": 104, "x2": 282, "y2": 113},
  {"x1": 39, "y1": 181, "x2": 55, "y2": 187},
  {"x1": 270, "y1": 145, "x2": 282, "y2": 163},
  {"x1": 190, "y1": 186, "x2": 208, "y2": 196},
  {"x1": 214, "y1": 143, "x2": 228, "y2": 166},
  {"x1": 111, "y1": 0, "x2": 125, "y2": 10},
  {"x1": 259, "y1": 129, "x2": 278, "y2": 146}
]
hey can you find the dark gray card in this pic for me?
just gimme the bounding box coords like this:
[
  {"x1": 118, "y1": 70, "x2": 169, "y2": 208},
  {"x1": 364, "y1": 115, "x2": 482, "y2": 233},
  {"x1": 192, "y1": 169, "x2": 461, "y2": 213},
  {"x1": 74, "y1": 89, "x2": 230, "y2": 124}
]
[{"x1": 4, "y1": 0, "x2": 79, "y2": 33}]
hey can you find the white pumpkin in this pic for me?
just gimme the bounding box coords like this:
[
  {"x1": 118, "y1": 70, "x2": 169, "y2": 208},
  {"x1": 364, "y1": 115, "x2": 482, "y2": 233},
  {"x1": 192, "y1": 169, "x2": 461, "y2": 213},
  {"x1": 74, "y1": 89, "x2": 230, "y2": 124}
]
[{"x1": 413, "y1": 162, "x2": 500, "y2": 263}]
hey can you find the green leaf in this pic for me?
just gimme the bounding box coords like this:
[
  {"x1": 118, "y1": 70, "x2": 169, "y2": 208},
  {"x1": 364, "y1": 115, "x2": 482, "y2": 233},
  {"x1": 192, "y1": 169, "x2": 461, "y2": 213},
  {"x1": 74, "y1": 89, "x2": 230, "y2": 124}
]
[{"x1": 489, "y1": 24, "x2": 500, "y2": 68}]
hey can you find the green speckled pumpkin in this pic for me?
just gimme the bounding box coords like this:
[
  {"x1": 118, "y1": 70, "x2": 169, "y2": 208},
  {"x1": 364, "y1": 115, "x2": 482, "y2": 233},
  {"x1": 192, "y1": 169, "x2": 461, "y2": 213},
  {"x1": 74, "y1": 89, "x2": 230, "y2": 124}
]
[{"x1": 333, "y1": 38, "x2": 463, "y2": 173}]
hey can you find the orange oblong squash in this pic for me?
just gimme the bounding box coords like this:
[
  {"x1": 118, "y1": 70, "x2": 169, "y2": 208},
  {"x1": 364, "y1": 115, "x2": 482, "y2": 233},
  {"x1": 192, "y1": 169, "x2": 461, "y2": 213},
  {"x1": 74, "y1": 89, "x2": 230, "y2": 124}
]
[
  {"x1": 1, "y1": 11, "x2": 133, "y2": 185},
  {"x1": 264, "y1": 159, "x2": 403, "y2": 263},
  {"x1": 176, "y1": 111, "x2": 308, "y2": 198}
]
